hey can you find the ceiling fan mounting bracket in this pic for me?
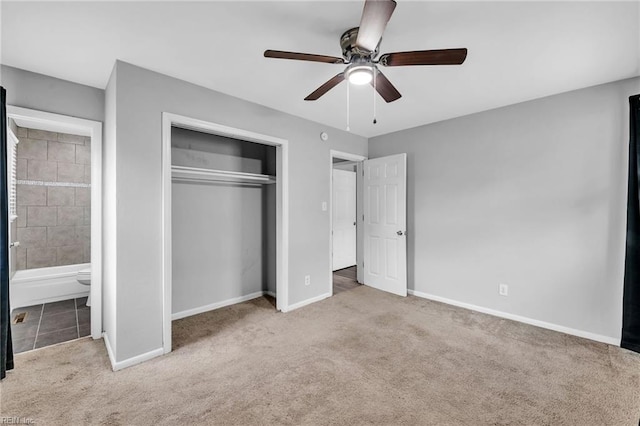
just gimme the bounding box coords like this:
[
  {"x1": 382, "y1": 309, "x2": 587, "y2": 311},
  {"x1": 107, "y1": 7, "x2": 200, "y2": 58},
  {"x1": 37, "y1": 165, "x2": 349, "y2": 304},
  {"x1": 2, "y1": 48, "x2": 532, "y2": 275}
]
[{"x1": 340, "y1": 27, "x2": 379, "y2": 62}]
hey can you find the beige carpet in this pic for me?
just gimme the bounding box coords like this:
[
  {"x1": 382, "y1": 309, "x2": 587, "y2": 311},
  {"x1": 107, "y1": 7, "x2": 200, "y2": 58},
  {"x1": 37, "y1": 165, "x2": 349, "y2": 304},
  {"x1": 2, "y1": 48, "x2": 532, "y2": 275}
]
[{"x1": 2, "y1": 286, "x2": 640, "y2": 425}]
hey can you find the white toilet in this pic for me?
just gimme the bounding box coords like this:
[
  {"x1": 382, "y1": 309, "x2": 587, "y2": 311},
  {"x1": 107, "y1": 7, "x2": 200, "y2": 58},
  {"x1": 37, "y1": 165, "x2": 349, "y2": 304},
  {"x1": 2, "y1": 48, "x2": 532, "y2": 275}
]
[{"x1": 77, "y1": 268, "x2": 91, "y2": 307}]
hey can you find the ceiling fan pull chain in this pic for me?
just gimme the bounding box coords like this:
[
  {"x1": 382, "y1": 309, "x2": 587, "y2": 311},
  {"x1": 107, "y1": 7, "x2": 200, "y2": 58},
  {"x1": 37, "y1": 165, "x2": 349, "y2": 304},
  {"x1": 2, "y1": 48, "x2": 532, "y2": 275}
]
[
  {"x1": 373, "y1": 68, "x2": 377, "y2": 124},
  {"x1": 346, "y1": 80, "x2": 351, "y2": 131}
]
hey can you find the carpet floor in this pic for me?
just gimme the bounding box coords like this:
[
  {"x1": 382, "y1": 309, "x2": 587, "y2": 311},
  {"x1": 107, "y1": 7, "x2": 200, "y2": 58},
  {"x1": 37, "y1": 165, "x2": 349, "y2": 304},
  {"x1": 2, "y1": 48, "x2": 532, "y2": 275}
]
[{"x1": 2, "y1": 286, "x2": 640, "y2": 425}]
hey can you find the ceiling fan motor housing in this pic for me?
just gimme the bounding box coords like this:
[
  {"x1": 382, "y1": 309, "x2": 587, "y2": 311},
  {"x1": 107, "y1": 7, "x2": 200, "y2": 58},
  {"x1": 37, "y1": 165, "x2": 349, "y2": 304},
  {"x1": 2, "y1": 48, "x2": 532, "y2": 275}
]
[{"x1": 340, "y1": 27, "x2": 379, "y2": 62}]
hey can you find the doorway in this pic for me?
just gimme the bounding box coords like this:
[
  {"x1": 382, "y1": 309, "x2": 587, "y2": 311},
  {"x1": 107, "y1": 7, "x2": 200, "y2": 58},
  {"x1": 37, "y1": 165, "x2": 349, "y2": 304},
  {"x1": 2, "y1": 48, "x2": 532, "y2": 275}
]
[
  {"x1": 329, "y1": 150, "x2": 366, "y2": 296},
  {"x1": 6, "y1": 106, "x2": 103, "y2": 340}
]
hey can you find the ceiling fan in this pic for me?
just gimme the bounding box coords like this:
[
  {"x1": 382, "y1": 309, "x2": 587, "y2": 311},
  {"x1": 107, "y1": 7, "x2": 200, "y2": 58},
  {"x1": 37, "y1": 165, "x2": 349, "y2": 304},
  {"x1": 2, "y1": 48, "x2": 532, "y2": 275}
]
[{"x1": 264, "y1": 0, "x2": 468, "y2": 103}]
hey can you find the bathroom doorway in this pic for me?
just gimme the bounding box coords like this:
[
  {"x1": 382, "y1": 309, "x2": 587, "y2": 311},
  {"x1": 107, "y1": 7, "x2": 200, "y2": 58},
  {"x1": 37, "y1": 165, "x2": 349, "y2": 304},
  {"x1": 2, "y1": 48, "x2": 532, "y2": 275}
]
[
  {"x1": 329, "y1": 150, "x2": 366, "y2": 296},
  {"x1": 6, "y1": 106, "x2": 103, "y2": 347}
]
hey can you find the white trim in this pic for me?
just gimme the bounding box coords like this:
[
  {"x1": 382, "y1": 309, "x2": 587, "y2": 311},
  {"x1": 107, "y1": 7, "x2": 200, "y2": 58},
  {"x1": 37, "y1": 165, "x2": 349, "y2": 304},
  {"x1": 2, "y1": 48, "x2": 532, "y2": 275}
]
[
  {"x1": 408, "y1": 290, "x2": 620, "y2": 346},
  {"x1": 103, "y1": 332, "x2": 117, "y2": 370},
  {"x1": 104, "y1": 332, "x2": 163, "y2": 372},
  {"x1": 7, "y1": 106, "x2": 103, "y2": 341},
  {"x1": 329, "y1": 150, "x2": 367, "y2": 298},
  {"x1": 162, "y1": 112, "x2": 289, "y2": 355},
  {"x1": 282, "y1": 292, "x2": 331, "y2": 312},
  {"x1": 172, "y1": 291, "x2": 270, "y2": 320}
]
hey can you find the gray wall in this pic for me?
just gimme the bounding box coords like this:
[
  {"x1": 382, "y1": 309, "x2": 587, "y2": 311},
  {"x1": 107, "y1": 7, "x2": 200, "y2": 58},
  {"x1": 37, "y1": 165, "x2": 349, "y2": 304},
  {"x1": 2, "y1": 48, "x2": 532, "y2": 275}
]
[
  {"x1": 1, "y1": 65, "x2": 104, "y2": 123},
  {"x1": 171, "y1": 128, "x2": 275, "y2": 314},
  {"x1": 369, "y1": 77, "x2": 640, "y2": 341},
  {"x1": 15, "y1": 126, "x2": 91, "y2": 270},
  {"x1": 106, "y1": 61, "x2": 367, "y2": 362}
]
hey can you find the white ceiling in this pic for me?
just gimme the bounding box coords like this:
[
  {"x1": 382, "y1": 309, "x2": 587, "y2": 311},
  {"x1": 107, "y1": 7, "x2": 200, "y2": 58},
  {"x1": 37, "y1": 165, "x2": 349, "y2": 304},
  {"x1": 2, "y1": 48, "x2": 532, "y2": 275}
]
[{"x1": 1, "y1": 1, "x2": 639, "y2": 138}]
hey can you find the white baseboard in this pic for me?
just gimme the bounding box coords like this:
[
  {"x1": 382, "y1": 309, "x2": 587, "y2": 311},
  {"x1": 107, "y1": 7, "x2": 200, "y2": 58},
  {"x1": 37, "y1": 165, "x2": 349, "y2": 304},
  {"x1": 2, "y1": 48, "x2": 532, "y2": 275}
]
[
  {"x1": 103, "y1": 332, "x2": 164, "y2": 372},
  {"x1": 103, "y1": 332, "x2": 117, "y2": 370},
  {"x1": 172, "y1": 291, "x2": 269, "y2": 320},
  {"x1": 408, "y1": 289, "x2": 620, "y2": 346},
  {"x1": 11, "y1": 265, "x2": 90, "y2": 309},
  {"x1": 283, "y1": 292, "x2": 331, "y2": 312}
]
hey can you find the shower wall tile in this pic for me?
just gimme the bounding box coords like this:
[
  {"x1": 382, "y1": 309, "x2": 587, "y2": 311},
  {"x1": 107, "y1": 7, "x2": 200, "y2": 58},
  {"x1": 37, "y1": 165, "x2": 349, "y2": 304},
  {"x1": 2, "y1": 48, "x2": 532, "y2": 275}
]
[
  {"x1": 48, "y1": 141, "x2": 75, "y2": 163},
  {"x1": 83, "y1": 243, "x2": 91, "y2": 263},
  {"x1": 27, "y1": 247, "x2": 57, "y2": 269},
  {"x1": 27, "y1": 160, "x2": 57, "y2": 181},
  {"x1": 76, "y1": 226, "x2": 90, "y2": 243},
  {"x1": 27, "y1": 206, "x2": 57, "y2": 227},
  {"x1": 17, "y1": 227, "x2": 47, "y2": 248},
  {"x1": 15, "y1": 127, "x2": 91, "y2": 270},
  {"x1": 58, "y1": 207, "x2": 84, "y2": 226},
  {"x1": 57, "y1": 246, "x2": 84, "y2": 265},
  {"x1": 17, "y1": 207, "x2": 26, "y2": 228},
  {"x1": 75, "y1": 188, "x2": 90, "y2": 207},
  {"x1": 16, "y1": 159, "x2": 27, "y2": 180},
  {"x1": 17, "y1": 139, "x2": 47, "y2": 160},
  {"x1": 57, "y1": 163, "x2": 85, "y2": 183},
  {"x1": 57, "y1": 133, "x2": 86, "y2": 144},
  {"x1": 16, "y1": 247, "x2": 26, "y2": 270},
  {"x1": 75, "y1": 145, "x2": 90, "y2": 165},
  {"x1": 47, "y1": 187, "x2": 75, "y2": 206},
  {"x1": 28, "y1": 129, "x2": 58, "y2": 141},
  {"x1": 18, "y1": 185, "x2": 47, "y2": 206},
  {"x1": 48, "y1": 226, "x2": 80, "y2": 247}
]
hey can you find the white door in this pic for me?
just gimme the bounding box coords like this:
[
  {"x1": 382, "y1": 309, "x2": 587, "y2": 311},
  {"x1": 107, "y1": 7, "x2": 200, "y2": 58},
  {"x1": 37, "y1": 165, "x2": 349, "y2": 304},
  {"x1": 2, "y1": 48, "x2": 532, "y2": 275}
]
[
  {"x1": 332, "y1": 169, "x2": 357, "y2": 270},
  {"x1": 363, "y1": 153, "x2": 407, "y2": 296}
]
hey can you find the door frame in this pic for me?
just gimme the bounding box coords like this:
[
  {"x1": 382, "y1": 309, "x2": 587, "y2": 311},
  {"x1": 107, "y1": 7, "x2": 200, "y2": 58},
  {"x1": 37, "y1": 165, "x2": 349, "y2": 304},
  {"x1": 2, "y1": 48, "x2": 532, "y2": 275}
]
[
  {"x1": 161, "y1": 113, "x2": 289, "y2": 354},
  {"x1": 7, "y1": 106, "x2": 103, "y2": 339},
  {"x1": 329, "y1": 150, "x2": 367, "y2": 296}
]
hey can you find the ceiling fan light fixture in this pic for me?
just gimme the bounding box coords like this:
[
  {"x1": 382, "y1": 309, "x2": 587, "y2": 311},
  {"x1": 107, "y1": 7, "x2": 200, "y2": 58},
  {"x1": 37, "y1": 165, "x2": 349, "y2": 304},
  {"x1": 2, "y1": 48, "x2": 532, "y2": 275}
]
[{"x1": 346, "y1": 65, "x2": 373, "y2": 85}]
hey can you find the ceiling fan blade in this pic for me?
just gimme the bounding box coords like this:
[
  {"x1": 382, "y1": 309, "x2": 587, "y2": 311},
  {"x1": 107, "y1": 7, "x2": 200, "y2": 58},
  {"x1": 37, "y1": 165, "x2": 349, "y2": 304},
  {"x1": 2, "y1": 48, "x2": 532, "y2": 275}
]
[
  {"x1": 355, "y1": 0, "x2": 397, "y2": 52},
  {"x1": 304, "y1": 73, "x2": 345, "y2": 101},
  {"x1": 371, "y1": 69, "x2": 401, "y2": 103},
  {"x1": 379, "y1": 48, "x2": 468, "y2": 66},
  {"x1": 264, "y1": 50, "x2": 344, "y2": 64}
]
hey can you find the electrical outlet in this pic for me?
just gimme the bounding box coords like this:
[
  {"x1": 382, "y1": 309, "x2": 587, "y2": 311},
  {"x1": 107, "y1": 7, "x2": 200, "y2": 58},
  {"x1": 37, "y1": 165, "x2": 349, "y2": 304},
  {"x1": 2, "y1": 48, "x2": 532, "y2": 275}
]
[
  {"x1": 305, "y1": 275, "x2": 311, "y2": 286},
  {"x1": 321, "y1": 202, "x2": 327, "y2": 211},
  {"x1": 499, "y1": 284, "x2": 508, "y2": 296}
]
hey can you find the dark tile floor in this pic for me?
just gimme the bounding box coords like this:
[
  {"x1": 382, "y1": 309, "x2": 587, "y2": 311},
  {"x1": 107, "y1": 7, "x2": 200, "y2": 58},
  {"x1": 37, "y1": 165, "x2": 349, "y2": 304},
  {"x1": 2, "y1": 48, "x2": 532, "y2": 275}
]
[
  {"x1": 333, "y1": 266, "x2": 360, "y2": 295},
  {"x1": 10, "y1": 297, "x2": 91, "y2": 354}
]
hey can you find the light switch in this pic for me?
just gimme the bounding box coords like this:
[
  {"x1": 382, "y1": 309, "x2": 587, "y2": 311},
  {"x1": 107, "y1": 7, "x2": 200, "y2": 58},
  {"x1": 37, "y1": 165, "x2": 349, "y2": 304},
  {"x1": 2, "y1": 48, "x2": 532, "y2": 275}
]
[{"x1": 322, "y1": 201, "x2": 327, "y2": 211}]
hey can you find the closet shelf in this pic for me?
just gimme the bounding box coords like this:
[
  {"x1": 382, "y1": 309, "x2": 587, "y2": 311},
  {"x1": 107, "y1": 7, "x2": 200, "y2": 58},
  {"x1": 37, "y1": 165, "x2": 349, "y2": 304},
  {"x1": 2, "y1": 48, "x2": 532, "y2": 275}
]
[{"x1": 171, "y1": 165, "x2": 276, "y2": 185}]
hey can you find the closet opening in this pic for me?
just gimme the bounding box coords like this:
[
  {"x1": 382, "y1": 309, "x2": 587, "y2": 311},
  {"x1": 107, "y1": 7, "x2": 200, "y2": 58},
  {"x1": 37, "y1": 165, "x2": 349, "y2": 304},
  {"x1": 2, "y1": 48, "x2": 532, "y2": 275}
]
[
  {"x1": 161, "y1": 113, "x2": 289, "y2": 354},
  {"x1": 329, "y1": 150, "x2": 366, "y2": 296}
]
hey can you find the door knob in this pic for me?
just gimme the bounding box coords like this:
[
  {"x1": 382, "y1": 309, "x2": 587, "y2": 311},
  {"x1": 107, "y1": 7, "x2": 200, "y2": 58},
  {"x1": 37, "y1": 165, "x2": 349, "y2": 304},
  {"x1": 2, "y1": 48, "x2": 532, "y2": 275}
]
[{"x1": 397, "y1": 231, "x2": 404, "y2": 236}]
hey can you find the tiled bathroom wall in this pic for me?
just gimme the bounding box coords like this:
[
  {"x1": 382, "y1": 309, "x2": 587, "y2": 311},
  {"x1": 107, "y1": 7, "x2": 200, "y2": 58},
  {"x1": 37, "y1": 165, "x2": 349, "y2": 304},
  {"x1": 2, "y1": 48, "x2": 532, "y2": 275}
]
[{"x1": 15, "y1": 127, "x2": 91, "y2": 270}]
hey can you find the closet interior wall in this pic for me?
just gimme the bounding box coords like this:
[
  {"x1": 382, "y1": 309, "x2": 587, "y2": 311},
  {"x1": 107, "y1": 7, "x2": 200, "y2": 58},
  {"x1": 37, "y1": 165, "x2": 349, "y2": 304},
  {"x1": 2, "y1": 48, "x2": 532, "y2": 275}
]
[{"x1": 170, "y1": 127, "x2": 276, "y2": 318}]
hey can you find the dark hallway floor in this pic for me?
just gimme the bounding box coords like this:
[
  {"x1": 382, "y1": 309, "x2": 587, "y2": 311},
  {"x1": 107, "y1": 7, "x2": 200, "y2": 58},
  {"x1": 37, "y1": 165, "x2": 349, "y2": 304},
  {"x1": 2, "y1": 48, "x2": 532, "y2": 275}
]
[{"x1": 333, "y1": 266, "x2": 360, "y2": 295}]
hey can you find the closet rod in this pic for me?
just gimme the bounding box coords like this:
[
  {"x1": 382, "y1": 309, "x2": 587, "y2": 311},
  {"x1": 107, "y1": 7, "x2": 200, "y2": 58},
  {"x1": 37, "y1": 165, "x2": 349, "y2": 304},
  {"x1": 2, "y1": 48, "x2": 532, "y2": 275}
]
[{"x1": 171, "y1": 165, "x2": 276, "y2": 185}]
